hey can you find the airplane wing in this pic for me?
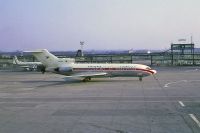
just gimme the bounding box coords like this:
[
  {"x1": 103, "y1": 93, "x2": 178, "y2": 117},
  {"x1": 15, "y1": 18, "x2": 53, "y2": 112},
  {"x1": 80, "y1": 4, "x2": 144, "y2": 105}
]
[
  {"x1": 65, "y1": 72, "x2": 107, "y2": 78},
  {"x1": 19, "y1": 66, "x2": 30, "y2": 68},
  {"x1": 20, "y1": 66, "x2": 31, "y2": 68}
]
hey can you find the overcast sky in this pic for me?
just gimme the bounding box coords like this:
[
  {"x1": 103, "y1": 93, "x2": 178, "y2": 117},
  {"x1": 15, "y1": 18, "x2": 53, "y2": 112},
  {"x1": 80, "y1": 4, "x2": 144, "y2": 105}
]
[{"x1": 0, "y1": 0, "x2": 200, "y2": 51}]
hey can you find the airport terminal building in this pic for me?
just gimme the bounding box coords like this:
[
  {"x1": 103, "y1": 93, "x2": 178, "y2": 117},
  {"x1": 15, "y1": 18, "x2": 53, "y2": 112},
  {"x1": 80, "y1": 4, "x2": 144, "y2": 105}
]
[{"x1": 75, "y1": 43, "x2": 200, "y2": 66}]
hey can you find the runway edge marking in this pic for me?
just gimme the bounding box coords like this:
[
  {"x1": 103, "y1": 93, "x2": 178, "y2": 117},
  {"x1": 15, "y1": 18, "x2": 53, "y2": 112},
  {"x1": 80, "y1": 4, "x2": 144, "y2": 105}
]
[
  {"x1": 189, "y1": 114, "x2": 200, "y2": 128},
  {"x1": 164, "y1": 80, "x2": 187, "y2": 88},
  {"x1": 178, "y1": 101, "x2": 185, "y2": 107}
]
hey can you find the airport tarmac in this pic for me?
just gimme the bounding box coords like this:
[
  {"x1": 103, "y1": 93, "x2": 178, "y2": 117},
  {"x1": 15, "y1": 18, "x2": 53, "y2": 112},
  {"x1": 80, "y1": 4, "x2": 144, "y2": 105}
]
[{"x1": 0, "y1": 67, "x2": 200, "y2": 133}]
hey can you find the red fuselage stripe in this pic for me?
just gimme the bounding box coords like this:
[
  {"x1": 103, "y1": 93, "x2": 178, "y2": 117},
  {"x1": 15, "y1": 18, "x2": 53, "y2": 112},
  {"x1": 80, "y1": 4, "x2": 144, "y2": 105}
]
[{"x1": 73, "y1": 68, "x2": 154, "y2": 74}]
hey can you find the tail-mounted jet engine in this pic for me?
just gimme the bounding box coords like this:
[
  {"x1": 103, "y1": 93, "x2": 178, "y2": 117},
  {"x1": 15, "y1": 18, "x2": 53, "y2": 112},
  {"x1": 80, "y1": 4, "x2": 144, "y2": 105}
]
[{"x1": 54, "y1": 66, "x2": 73, "y2": 73}]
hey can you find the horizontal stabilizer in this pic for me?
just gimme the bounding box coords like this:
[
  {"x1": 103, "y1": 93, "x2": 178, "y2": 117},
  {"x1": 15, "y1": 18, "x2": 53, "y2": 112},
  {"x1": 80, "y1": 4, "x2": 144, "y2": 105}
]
[
  {"x1": 23, "y1": 50, "x2": 44, "y2": 53},
  {"x1": 24, "y1": 49, "x2": 58, "y2": 67}
]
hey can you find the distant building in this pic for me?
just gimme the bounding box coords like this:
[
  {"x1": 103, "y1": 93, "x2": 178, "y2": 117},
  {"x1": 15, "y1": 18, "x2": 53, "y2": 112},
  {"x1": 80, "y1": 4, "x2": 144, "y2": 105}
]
[{"x1": 76, "y1": 49, "x2": 84, "y2": 57}]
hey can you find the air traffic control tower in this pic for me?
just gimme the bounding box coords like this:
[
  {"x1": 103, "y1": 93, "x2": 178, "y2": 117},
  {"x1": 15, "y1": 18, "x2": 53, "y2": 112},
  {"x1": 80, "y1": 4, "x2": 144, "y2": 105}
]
[{"x1": 170, "y1": 43, "x2": 195, "y2": 65}]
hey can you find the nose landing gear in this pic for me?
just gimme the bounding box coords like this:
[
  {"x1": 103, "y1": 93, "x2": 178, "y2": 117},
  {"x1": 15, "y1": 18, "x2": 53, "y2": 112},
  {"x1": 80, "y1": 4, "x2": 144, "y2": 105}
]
[{"x1": 138, "y1": 73, "x2": 143, "y2": 81}]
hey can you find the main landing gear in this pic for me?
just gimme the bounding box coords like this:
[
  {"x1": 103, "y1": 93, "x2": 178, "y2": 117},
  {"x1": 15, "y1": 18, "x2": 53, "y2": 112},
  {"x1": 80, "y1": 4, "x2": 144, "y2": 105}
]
[
  {"x1": 139, "y1": 76, "x2": 143, "y2": 81},
  {"x1": 82, "y1": 77, "x2": 91, "y2": 82}
]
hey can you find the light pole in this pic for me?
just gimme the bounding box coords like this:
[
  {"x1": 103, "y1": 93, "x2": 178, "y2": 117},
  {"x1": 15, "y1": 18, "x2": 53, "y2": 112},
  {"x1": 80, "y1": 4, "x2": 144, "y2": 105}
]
[{"x1": 80, "y1": 41, "x2": 84, "y2": 56}]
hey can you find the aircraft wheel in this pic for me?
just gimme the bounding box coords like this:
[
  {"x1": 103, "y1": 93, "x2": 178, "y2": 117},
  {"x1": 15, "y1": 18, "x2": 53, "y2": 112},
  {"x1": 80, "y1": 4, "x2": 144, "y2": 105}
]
[
  {"x1": 41, "y1": 66, "x2": 46, "y2": 74},
  {"x1": 139, "y1": 76, "x2": 143, "y2": 81},
  {"x1": 83, "y1": 77, "x2": 91, "y2": 82}
]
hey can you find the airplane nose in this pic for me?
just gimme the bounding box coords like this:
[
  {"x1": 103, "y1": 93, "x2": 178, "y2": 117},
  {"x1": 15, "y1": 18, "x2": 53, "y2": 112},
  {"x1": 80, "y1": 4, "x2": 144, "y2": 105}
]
[{"x1": 151, "y1": 70, "x2": 157, "y2": 74}]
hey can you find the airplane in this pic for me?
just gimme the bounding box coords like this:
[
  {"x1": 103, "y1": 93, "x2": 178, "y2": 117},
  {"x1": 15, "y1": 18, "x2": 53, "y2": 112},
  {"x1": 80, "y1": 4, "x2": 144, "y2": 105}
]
[
  {"x1": 13, "y1": 56, "x2": 43, "y2": 71},
  {"x1": 26, "y1": 49, "x2": 157, "y2": 81}
]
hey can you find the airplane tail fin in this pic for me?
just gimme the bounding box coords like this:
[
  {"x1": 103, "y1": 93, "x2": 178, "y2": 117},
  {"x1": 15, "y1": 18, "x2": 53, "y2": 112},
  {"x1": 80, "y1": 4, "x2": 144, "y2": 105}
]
[
  {"x1": 13, "y1": 56, "x2": 20, "y2": 64},
  {"x1": 24, "y1": 49, "x2": 59, "y2": 68}
]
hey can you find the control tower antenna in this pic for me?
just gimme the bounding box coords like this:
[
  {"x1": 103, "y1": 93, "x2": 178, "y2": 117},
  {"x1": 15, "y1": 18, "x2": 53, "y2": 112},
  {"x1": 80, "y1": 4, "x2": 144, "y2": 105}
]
[{"x1": 191, "y1": 35, "x2": 193, "y2": 44}]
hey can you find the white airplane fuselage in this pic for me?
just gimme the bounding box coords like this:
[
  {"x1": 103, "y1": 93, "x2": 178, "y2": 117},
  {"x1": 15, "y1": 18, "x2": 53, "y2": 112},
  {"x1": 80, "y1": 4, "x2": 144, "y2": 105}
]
[
  {"x1": 27, "y1": 49, "x2": 156, "y2": 81},
  {"x1": 54, "y1": 63, "x2": 155, "y2": 77}
]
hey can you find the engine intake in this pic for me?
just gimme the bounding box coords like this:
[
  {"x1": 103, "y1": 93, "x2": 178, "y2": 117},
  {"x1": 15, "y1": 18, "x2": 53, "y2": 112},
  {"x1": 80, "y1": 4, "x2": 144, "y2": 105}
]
[{"x1": 54, "y1": 67, "x2": 73, "y2": 73}]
